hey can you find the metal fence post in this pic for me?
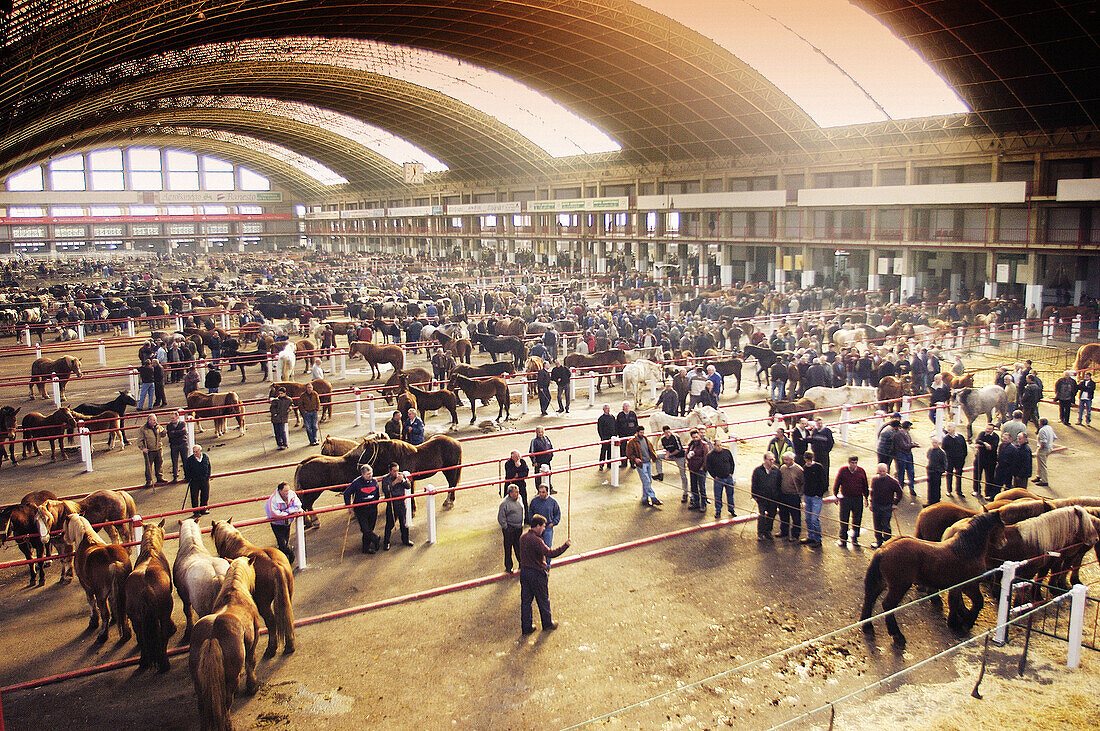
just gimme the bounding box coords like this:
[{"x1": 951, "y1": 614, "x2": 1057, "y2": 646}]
[
  {"x1": 78, "y1": 423, "x2": 93, "y2": 473},
  {"x1": 274, "y1": 353, "x2": 283, "y2": 382},
  {"x1": 426, "y1": 486, "x2": 437, "y2": 544},
  {"x1": 132, "y1": 515, "x2": 144, "y2": 549},
  {"x1": 23, "y1": 326, "x2": 31, "y2": 347},
  {"x1": 901, "y1": 395, "x2": 911, "y2": 419},
  {"x1": 98, "y1": 339, "x2": 107, "y2": 366},
  {"x1": 589, "y1": 377, "x2": 596, "y2": 407},
  {"x1": 1072, "y1": 315, "x2": 1082, "y2": 343},
  {"x1": 957, "y1": 326, "x2": 965, "y2": 349},
  {"x1": 185, "y1": 414, "x2": 196, "y2": 452},
  {"x1": 127, "y1": 318, "x2": 135, "y2": 338},
  {"x1": 76, "y1": 323, "x2": 85, "y2": 342},
  {"x1": 934, "y1": 406, "x2": 946, "y2": 440},
  {"x1": 128, "y1": 367, "x2": 139, "y2": 395},
  {"x1": 611, "y1": 443, "x2": 620, "y2": 487},
  {"x1": 339, "y1": 351, "x2": 347, "y2": 380},
  {"x1": 354, "y1": 387, "x2": 363, "y2": 427},
  {"x1": 220, "y1": 311, "x2": 229, "y2": 330},
  {"x1": 521, "y1": 384, "x2": 528, "y2": 415},
  {"x1": 35, "y1": 343, "x2": 41, "y2": 360},
  {"x1": 368, "y1": 394, "x2": 376, "y2": 433},
  {"x1": 51, "y1": 375, "x2": 62, "y2": 408},
  {"x1": 175, "y1": 315, "x2": 184, "y2": 332},
  {"x1": 994, "y1": 560, "x2": 1024, "y2": 645},
  {"x1": 295, "y1": 515, "x2": 308, "y2": 570},
  {"x1": 840, "y1": 405, "x2": 851, "y2": 444},
  {"x1": 1067, "y1": 583, "x2": 1088, "y2": 668},
  {"x1": 1019, "y1": 318, "x2": 1026, "y2": 338}
]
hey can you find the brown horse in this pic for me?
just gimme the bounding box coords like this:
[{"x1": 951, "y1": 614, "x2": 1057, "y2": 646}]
[
  {"x1": 319, "y1": 435, "x2": 360, "y2": 456},
  {"x1": 294, "y1": 339, "x2": 316, "y2": 373},
  {"x1": 983, "y1": 486, "x2": 1040, "y2": 511},
  {"x1": 36, "y1": 489, "x2": 137, "y2": 579},
  {"x1": 524, "y1": 357, "x2": 544, "y2": 396},
  {"x1": 293, "y1": 441, "x2": 368, "y2": 525},
  {"x1": 860, "y1": 511, "x2": 1005, "y2": 648},
  {"x1": 0, "y1": 489, "x2": 56, "y2": 586},
  {"x1": 71, "y1": 409, "x2": 126, "y2": 450},
  {"x1": 187, "y1": 391, "x2": 246, "y2": 437},
  {"x1": 268, "y1": 379, "x2": 333, "y2": 424},
  {"x1": 563, "y1": 349, "x2": 626, "y2": 392},
  {"x1": 21, "y1": 407, "x2": 78, "y2": 461},
  {"x1": 29, "y1": 355, "x2": 82, "y2": 400},
  {"x1": 913, "y1": 503, "x2": 978, "y2": 542},
  {"x1": 64, "y1": 514, "x2": 133, "y2": 644},
  {"x1": 357, "y1": 434, "x2": 464, "y2": 508},
  {"x1": 876, "y1": 375, "x2": 912, "y2": 411},
  {"x1": 0, "y1": 404, "x2": 19, "y2": 466},
  {"x1": 211, "y1": 519, "x2": 295, "y2": 657},
  {"x1": 381, "y1": 368, "x2": 432, "y2": 404},
  {"x1": 400, "y1": 373, "x2": 458, "y2": 426},
  {"x1": 348, "y1": 341, "x2": 404, "y2": 379},
  {"x1": 190, "y1": 556, "x2": 262, "y2": 731},
  {"x1": 448, "y1": 373, "x2": 510, "y2": 424},
  {"x1": 433, "y1": 330, "x2": 472, "y2": 364},
  {"x1": 125, "y1": 520, "x2": 176, "y2": 672},
  {"x1": 992, "y1": 507, "x2": 1100, "y2": 589},
  {"x1": 766, "y1": 398, "x2": 816, "y2": 428}
]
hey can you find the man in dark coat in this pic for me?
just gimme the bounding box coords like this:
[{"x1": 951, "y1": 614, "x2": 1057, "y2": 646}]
[
  {"x1": 183, "y1": 445, "x2": 212, "y2": 519},
  {"x1": 550, "y1": 360, "x2": 571, "y2": 413},
  {"x1": 973, "y1": 422, "x2": 1000, "y2": 498},
  {"x1": 596, "y1": 404, "x2": 617, "y2": 471},
  {"x1": 615, "y1": 401, "x2": 639, "y2": 468},
  {"x1": 536, "y1": 361, "x2": 553, "y2": 416},
  {"x1": 942, "y1": 422, "x2": 968, "y2": 495}
]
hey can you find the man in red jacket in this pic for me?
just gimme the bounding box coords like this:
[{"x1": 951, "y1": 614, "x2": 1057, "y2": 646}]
[
  {"x1": 519, "y1": 515, "x2": 572, "y2": 635},
  {"x1": 833, "y1": 455, "x2": 869, "y2": 548}
]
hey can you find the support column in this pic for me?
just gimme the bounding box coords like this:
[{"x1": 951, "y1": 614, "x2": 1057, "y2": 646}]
[
  {"x1": 635, "y1": 241, "x2": 649, "y2": 275},
  {"x1": 800, "y1": 245, "x2": 816, "y2": 288},
  {"x1": 697, "y1": 243, "x2": 709, "y2": 287},
  {"x1": 1074, "y1": 279, "x2": 1085, "y2": 306},
  {"x1": 718, "y1": 243, "x2": 734, "y2": 287},
  {"x1": 774, "y1": 246, "x2": 787, "y2": 292},
  {"x1": 596, "y1": 240, "x2": 608, "y2": 274},
  {"x1": 1023, "y1": 252, "x2": 1043, "y2": 313},
  {"x1": 898, "y1": 249, "x2": 917, "y2": 301},
  {"x1": 984, "y1": 252, "x2": 999, "y2": 299},
  {"x1": 677, "y1": 243, "x2": 689, "y2": 283},
  {"x1": 653, "y1": 242, "x2": 668, "y2": 281}
]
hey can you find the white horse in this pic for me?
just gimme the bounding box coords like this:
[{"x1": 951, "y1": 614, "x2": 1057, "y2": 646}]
[
  {"x1": 623, "y1": 358, "x2": 665, "y2": 406},
  {"x1": 276, "y1": 342, "x2": 296, "y2": 381},
  {"x1": 802, "y1": 385, "x2": 880, "y2": 411},
  {"x1": 649, "y1": 405, "x2": 730, "y2": 442},
  {"x1": 173, "y1": 518, "x2": 230, "y2": 643}
]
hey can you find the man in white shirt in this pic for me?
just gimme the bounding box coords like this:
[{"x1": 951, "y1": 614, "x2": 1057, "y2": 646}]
[{"x1": 1034, "y1": 417, "x2": 1056, "y2": 487}]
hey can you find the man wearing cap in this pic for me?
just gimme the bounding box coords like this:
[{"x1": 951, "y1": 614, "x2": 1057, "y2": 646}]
[
  {"x1": 518, "y1": 515, "x2": 571, "y2": 635},
  {"x1": 658, "y1": 424, "x2": 688, "y2": 501},
  {"x1": 750, "y1": 452, "x2": 780, "y2": 539},
  {"x1": 380, "y1": 462, "x2": 414, "y2": 549},
  {"x1": 706, "y1": 438, "x2": 736, "y2": 519},
  {"x1": 777, "y1": 453, "x2": 804, "y2": 542}
]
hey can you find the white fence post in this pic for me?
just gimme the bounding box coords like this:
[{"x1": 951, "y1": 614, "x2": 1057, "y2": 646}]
[
  {"x1": 900, "y1": 395, "x2": 911, "y2": 419},
  {"x1": 132, "y1": 515, "x2": 144, "y2": 548},
  {"x1": 401, "y1": 346, "x2": 407, "y2": 371},
  {"x1": 268, "y1": 355, "x2": 277, "y2": 382},
  {"x1": 273, "y1": 354, "x2": 283, "y2": 382},
  {"x1": 426, "y1": 486, "x2": 437, "y2": 544},
  {"x1": 994, "y1": 560, "x2": 1024, "y2": 644},
  {"x1": 128, "y1": 367, "x2": 139, "y2": 395},
  {"x1": 78, "y1": 422, "x2": 93, "y2": 473},
  {"x1": 981, "y1": 327, "x2": 990, "y2": 346},
  {"x1": 957, "y1": 326, "x2": 965, "y2": 349},
  {"x1": 1042, "y1": 318, "x2": 1050, "y2": 346},
  {"x1": 23, "y1": 327, "x2": 31, "y2": 347},
  {"x1": 295, "y1": 515, "x2": 308, "y2": 570},
  {"x1": 1067, "y1": 583, "x2": 1088, "y2": 668},
  {"x1": 220, "y1": 311, "x2": 229, "y2": 330},
  {"x1": 339, "y1": 351, "x2": 347, "y2": 380},
  {"x1": 1012, "y1": 323, "x2": 1021, "y2": 342},
  {"x1": 521, "y1": 384, "x2": 528, "y2": 415},
  {"x1": 840, "y1": 405, "x2": 851, "y2": 444},
  {"x1": 329, "y1": 349, "x2": 337, "y2": 376},
  {"x1": 98, "y1": 339, "x2": 107, "y2": 366},
  {"x1": 588, "y1": 377, "x2": 596, "y2": 407},
  {"x1": 35, "y1": 343, "x2": 41, "y2": 360},
  {"x1": 175, "y1": 315, "x2": 184, "y2": 332},
  {"x1": 368, "y1": 393, "x2": 376, "y2": 432},
  {"x1": 127, "y1": 318, "x2": 135, "y2": 338},
  {"x1": 934, "y1": 406, "x2": 946, "y2": 440},
  {"x1": 1072, "y1": 315, "x2": 1082, "y2": 343},
  {"x1": 611, "y1": 444, "x2": 620, "y2": 487},
  {"x1": 185, "y1": 415, "x2": 196, "y2": 452},
  {"x1": 51, "y1": 375, "x2": 62, "y2": 408},
  {"x1": 1019, "y1": 318, "x2": 1026, "y2": 338},
  {"x1": 76, "y1": 323, "x2": 85, "y2": 342},
  {"x1": 354, "y1": 387, "x2": 363, "y2": 427}
]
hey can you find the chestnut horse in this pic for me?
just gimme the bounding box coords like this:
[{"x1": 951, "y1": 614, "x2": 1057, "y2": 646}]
[
  {"x1": 21, "y1": 407, "x2": 78, "y2": 461},
  {"x1": 36, "y1": 489, "x2": 137, "y2": 580},
  {"x1": 29, "y1": 355, "x2": 82, "y2": 400},
  {"x1": 71, "y1": 408, "x2": 125, "y2": 451},
  {"x1": 125, "y1": 520, "x2": 176, "y2": 672},
  {"x1": 190, "y1": 557, "x2": 262, "y2": 731},
  {"x1": 860, "y1": 511, "x2": 1005, "y2": 648},
  {"x1": 186, "y1": 391, "x2": 246, "y2": 437},
  {"x1": 0, "y1": 489, "x2": 56, "y2": 586},
  {"x1": 348, "y1": 341, "x2": 404, "y2": 379},
  {"x1": 357, "y1": 434, "x2": 464, "y2": 509},
  {"x1": 447, "y1": 373, "x2": 510, "y2": 424},
  {"x1": 211, "y1": 519, "x2": 295, "y2": 657},
  {"x1": 381, "y1": 368, "x2": 432, "y2": 404},
  {"x1": 64, "y1": 514, "x2": 133, "y2": 644},
  {"x1": 563, "y1": 349, "x2": 627, "y2": 392},
  {"x1": 433, "y1": 330, "x2": 473, "y2": 364},
  {"x1": 319, "y1": 435, "x2": 359, "y2": 456},
  {"x1": 0, "y1": 405, "x2": 19, "y2": 466},
  {"x1": 293, "y1": 441, "x2": 368, "y2": 526}
]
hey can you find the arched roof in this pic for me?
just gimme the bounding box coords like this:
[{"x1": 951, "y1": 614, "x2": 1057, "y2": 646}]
[{"x1": 1, "y1": 0, "x2": 1096, "y2": 194}]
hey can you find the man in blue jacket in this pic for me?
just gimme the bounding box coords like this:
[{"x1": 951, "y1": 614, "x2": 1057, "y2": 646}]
[{"x1": 527, "y1": 483, "x2": 561, "y2": 566}]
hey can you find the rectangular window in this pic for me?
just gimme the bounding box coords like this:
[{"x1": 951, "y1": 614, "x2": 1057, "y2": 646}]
[
  {"x1": 50, "y1": 206, "x2": 84, "y2": 217},
  {"x1": 9, "y1": 206, "x2": 44, "y2": 217},
  {"x1": 130, "y1": 205, "x2": 158, "y2": 216},
  {"x1": 7, "y1": 166, "x2": 44, "y2": 191},
  {"x1": 239, "y1": 168, "x2": 269, "y2": 191},
  {"x1": 50, "y1": 155, "x2": 86, "y2": 191},
  {"x1": 239, "y1": 205, "x2": 263, "y2": 215},
  {"x1": 130, "y1": 171, "x2": 163, "y2": 190},
  {"x1": 90, "y1": 206, "x2": 123, "y2": 217},
  {"x1": 203, "y1": 156, "x2": 235, "y2": 190},
  {"x1": 203, "y1": 205, "x2": 229, "y2": 215},
  {"x1": 88, "y1": 149, "x2": 124, "y2": 190},
  {"x1": 167, "y1": 205, "x2": 195, "y2": 215}
]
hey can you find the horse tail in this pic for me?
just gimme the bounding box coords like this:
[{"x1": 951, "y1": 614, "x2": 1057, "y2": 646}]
[
  {"x1": 273, "y1": 563, "x2": 295, "y2": 654},
  {"x1": 109, "y1": 561, "x2": 128, "y2": 636},
  {"x1": 196, "y1": 637, "x2": 229, "y2": 731},
  {"x1": 860, "y1": 552, "x2": 885, "y2": 625}
]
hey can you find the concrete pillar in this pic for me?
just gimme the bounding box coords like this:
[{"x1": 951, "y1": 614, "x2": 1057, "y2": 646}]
[
  {"x1": 718, "y1": 243, "x2": 734, "y2": 287},
  {"x1": 697, "y1": 243, "x2": 709, "y2": 286},
  {"x1": 898, "y1": 249, "x2": 916, "y2": 301},
  {"x1": 950, "y1": 270, "x2": 963, "y2": 301},
  {"x1": 635, "y1": 241, "x2": 649, "y2": 274},
  {"x1": 1074, "y1": 280, "x2": 1085, "y2": 306},
  {"x1": 596, "y1": 240, "x2": 608, "y2": 274},
  {"x1": 867, "y1": 248, "x2": 880, "y2": 291},
  {"x1": 677, "y1": 243, "x2": 689, "y2": 283},
  {"x1": 984, "y1": 253, "x2": 998, "y2": 299}
]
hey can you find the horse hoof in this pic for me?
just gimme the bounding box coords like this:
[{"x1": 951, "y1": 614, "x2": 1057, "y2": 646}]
[
  {"x1": 442, "y1": 500, "x2": 454, "y2": 511},
  {"x1": 264, "y1": 647, "x2": 277, "y2": 659},
  {"x1": 861, "y1": 624, "x2": 875, "y2": 636},
  {"x1": 283, "y1": 645, "x2": 296, "y2": 655}
]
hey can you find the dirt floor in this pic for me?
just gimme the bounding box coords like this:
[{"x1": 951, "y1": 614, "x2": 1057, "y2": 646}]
[{"x1": 1, "y1": 317, "x2": 1098, "y2": 730}]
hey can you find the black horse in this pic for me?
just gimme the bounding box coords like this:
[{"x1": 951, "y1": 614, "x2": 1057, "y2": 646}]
[
  {"x1": 222, "y1": 340, "x2": 270, "y2": 382},
  {"x1": 0, "y1": 405, "x2": 19, "y2": 466},
  {"x1": 74, "y1": 390, "x2": 138, "y2": 445},
  {"x1": 471, "y1": 332, "x2": 526, "y2": 368},
  {"x1": 742, "y1": 344, "x2": 780, "y2": 386}
]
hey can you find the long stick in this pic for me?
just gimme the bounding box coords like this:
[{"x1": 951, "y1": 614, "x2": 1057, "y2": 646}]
[
  {"x1": 339, "y1": 509, "x2": 353, "y2": 564},
  {"x1": 567, "y1": 455, "x2": 572, "y2": 541}
]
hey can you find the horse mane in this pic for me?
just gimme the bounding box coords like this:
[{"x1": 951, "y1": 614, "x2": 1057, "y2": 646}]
[
  {"x1": 342, "y1": 440, "x2": 370, "y2": 463},
  {"x1": 178, "y1": 518, "x2": 204, "y2": 551},
  {"x1": 65, "y1": 513, "x2": 103, "y2": 547},
  {"x1": 950, "y1": 511, "x2": 1003, "y2": 557},
  {"x1": 136, "y1": 524, "x2": 164, "y2": 563},
  {"x1": 214, "y1": 557, "x2": 256, "y2": 607},
  {"x1": 211, "y1": 521, "x2": 248, "y2": 557},
  {"x1": 1013, "y1": 507, "x2": 1090, "y2": 553},
  {"x1": 995, "y1": 499, "x2": 1050, "y2": 524}
]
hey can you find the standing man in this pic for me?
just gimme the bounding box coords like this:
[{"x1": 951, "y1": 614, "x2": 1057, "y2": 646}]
[
  {"x1": 504, "y1": 449, "x2": 531, "y2": 516},
  {"x1": 152, "y1": 359, "x2": 168, "y2": 408},
  {"x1": 973, "y1": 422, "x2": 1000, "y2": 497},
  {"x1": 776, "y1": 453, "x2": 804, "y2": 542},
  {"x1": 616, "y1": 401, "x2": 639, "y2": 468},
  {"x1": 626, "y1": 425, "x2": 662, "y2": 506},
  {"x1": 269, "y1": 387, "x2": 292, "y2": 450},
  {"x1": 497, "y1": 483, "x2": 525, "y2": 573},
  {"x1": 137, "y1": 359, "x2": 156, "y2": 410},
  {"x1": 403, "y1": 408, "x2": 425, "y2": 446},
  {"x1": 344, "y1": 464, "x2": 382, "y2": 554},
  {"x1": 1077, "y1": 371, "x2": 1094, "y2": 425},
  {"x1": 750, "y1": 452, "x2": 780, "y2": 540},
  {"x1": 705, "y1": 438, "x2": 736, "y2": 519},
  {"x1": 380, "y1": 462, "x2": 414, "y2": 549},
  {"x1": 942, "y1": 422, "x2": 968, "y2": 496},
  {"x1": 597, "y1": 404, "x2": 617, "y2": 470},
  {"x1": 528, "y1": 483, "x2": 561, "y2": 565},
  {"x1": 833, "y1": 455, "x2": 869, "y2": 548},
  {"x1": 1035, "y1": 417, "x2": 1055, "y2": 487},
  {"x1": 183, "y1": 444, "x2": 211, "y2": 519},
  {"x1": 265, "y1": 481, "x2": 302, "y2": 563},
  {"x1": 658, "y1": 425, "x2": 688, "y2": 501},
  {"x1": 299, "y1": 382, "x2": 321, "y2": 446},
  {"x1": 204, "y1": 363, "x2": 221, "y2": 394},
  {"x1": 926, "y1": 437, "x2": 947, "y2": 505},
  {"x1": 657, "y1": 382, "x2": 679, "y2": 417},
  {"x1": 384, "y1": 410, "x2": 403, "y2": 440},
  {"x1": 809, "y1": 418, "x2": 835, "y2": 477},
  {"x1": 1054, "y1": 371, "x2": 1077, "y2": 427},
  {"x1": 518, "y1": 515, "x2": 571, "y2": 635},
  {"x1": 1019, "y1": 374, "x2": 1042, "y2": 431},
  {"x1": 550, "y1": 360, "x2": 572, "y2": 414},
  {"x1": 529, "y1": 426, "x2": 554, "y2": 493},
  {"x1": 801, "y1": 451, "x2": 826, "y2": 547},
  {"x1": 166, "y1": 410, "x2": 189, "y2": 483},
  {"x1": 893, "y1": 421, "x2": 918, "y2": 497},
  {"x1": 1012, "y1": 432, "x2": 1033, "y2": 488},
  {"x1": 536, "y1": 361, "x2": 553, "y2": 417},
  {"x1": 869, "y1": 464, "x2": 903, "y2": 548},
  {"x1": 685, "y1": 428, "x2": 710, "y2": 512},
  {"x1": 706, "y1": 365, "x2": 723, "y2": 401},
  {"x1": 876, "y1": 419, "x2": 898, "y2": 473},
  {"x1": 139, "y1": 414, "x2": 167, "y2": 488}
]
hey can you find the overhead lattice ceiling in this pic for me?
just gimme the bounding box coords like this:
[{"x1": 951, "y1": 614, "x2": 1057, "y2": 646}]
[{"x1": 1, "y1": 1, "x2": 1096, "y2": 197}]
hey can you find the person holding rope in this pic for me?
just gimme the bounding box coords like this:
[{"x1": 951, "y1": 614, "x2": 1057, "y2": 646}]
[
  {"x1": 518, "y1": 515, "x2": 571, "y2": 635},
  {"x1": 183, "y1": 444, "x2": 212, "y2": 519}
]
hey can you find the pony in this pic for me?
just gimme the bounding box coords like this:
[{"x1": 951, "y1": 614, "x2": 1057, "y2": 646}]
[
  {"x1": 0, "y1": 489, "x2": 56, "y2": 586},
  {"x1": 954, "y1": 385, "x2": 1011, "y2": 439},
  {"x1": 211, "y1": 520, "x2": 295, "y2": 657},
  {"x1": 357, "y1": 434, "x2": 463, "y2": 509},
  {"x1": 447, "y1": 373, "x2": 510, "y2": 424},
  {"x1": 381, "y1": 368, "x2": 432, "y2": 405},
  {"x1": 21, "y1": 407, "x2": 78, "y2": 461},
  {"x1": 268, "y1": 379, "x2": 333, "y2": 425},
  {"x1": 174, "y1": 518, "x2": 230, "y2": 644},
  {"x1": 74, "y1": 389, "x2": 138, "y2": 446},
  {"x1": 914, "y1": 502, "x2": 979, "y2": 542},
  {"x1": 64, "y1": 514, "x2": 133, "y2": 644},
  {"x1": 399, "y1": 373, "x2": 459, "y2": 426},
  {"x1": 348, "y1": 341, "x2": 404, "y2": 379},
  {"x1": 649, "y1": 406, "x2": 730, "y2": 442},
  {"x1": 294, "y1": 339, "x2": 315, "y2": 373},
  {"x1": 860, "y1": 511, "x2": 1005, "y2": 648},
  {"x1": 707, "y1": 358, "x2": 743, "y2": 394},
  {"x1": 741, "y1": 344, "x2": 780, "y2": 386},
  {"x1": 187, "y1": 391, "x2": 246, "y2": 437},
  {"x1": 29, "y1": 355, "x2": 82, "y2": 400},
  {"x1": 563, "y1": 349, "x2": 627, "y2": 392},
  {"x1": 802, "y1": 385, "x2": 880, "y2": 411},
  {"x1": 766, "y1": 398, "x2": 816, "y2": 428},
  {"x1": 524, "y1": 357, "x2": 545, "y2": 397},
  {"x1": 993, "y1": 507, "x2": 1100, "y2": 590},
  {"x1": 0, "y1": 404, "x2": 19, "y2": 467},
  {"x1": 71, "y1": 408, "x2": 125, "y2": 451},
  {"x1": 189, "y1": 557, "x2": 262, "y2": 731},
  {"x1": 125, "y1": 520, "x2": 176, "y2": 672},
  {"x1": 876, "y1": 375, "x2": 912, "y2": 412},
  {"x1": 622, "y1": 359, "x2": 664, "y2": 407},
  {"x1": 471, "y1": 332, "x2": 526, "y2": 368},
  {"x1": 275, "y1": 342, "x2": 296, "y2": 381},
  {"x1": 450, "y1": 361, "x2": 515, "y2": 378}
]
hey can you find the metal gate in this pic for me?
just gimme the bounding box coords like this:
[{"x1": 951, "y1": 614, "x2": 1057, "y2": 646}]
[{"x1": 1006, "y1": 580, "x2": 1100, "y2": 652}]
